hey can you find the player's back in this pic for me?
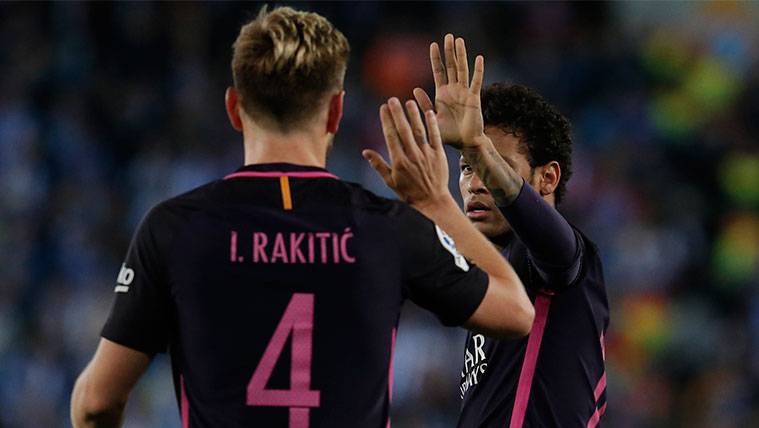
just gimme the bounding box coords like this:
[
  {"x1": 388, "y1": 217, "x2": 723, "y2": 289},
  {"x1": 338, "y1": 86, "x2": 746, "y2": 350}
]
[
  {"x1": 173, "y1": 163, "x2": 402, "y2": 427},
  {"x1": 102, "y1": 163, "x2": 489, "y2": 428}
]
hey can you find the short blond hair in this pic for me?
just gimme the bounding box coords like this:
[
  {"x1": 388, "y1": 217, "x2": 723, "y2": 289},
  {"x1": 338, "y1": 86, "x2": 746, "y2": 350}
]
[{"x1": 231, "y1": 6, "x2": 349, "y2": 129}]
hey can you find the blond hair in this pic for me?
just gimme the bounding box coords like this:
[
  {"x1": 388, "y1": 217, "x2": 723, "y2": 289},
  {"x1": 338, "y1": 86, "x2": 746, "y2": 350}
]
[{"x1": 231, "y1": 6, "x2": 349, "y2": 129}]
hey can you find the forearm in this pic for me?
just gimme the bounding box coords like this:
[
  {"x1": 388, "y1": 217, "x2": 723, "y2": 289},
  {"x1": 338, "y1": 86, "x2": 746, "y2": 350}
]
[
  {"x1": 499, "y1": 181, "x2": 578, "y2": 269},
  {"x1": 415, "y1": 194, "x2": 519, "y2": 284},
  {"x1": 72, "y1": 409, "x2": 123, "y2": 428},
  {"x1": 71, "y1": 370, "x2": 125, "y2": 428},
  {"x1": 461, "y1": 136, "x2": 523, "y2": 206},
  {"x1": 415, "y1": 194, "x2": 534, "y2": 336}
]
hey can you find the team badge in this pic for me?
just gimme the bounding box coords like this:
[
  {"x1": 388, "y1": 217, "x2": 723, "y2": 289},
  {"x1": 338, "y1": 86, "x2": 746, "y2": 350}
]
[{"x1": 435, "y1": 225, "x2": 469, "y2": 272}]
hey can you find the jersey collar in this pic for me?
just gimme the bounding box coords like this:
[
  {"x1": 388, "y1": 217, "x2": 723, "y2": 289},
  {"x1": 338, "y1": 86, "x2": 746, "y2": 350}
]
[{"x1": 225, "y1": 163, "x2": 338, "y2": 180}]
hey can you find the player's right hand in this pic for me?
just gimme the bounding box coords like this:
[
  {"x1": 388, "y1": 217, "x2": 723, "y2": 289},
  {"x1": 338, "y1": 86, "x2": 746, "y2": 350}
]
[
  {"x1": 363, "y1": 97, "x2": 453, "y2": 212},
  {"x1": 413, "y1": 34, "x2": 487, "y2": 150}
]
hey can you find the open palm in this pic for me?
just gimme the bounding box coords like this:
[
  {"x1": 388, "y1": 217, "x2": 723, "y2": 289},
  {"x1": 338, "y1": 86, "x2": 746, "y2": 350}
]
[{"x1": 414, "y1": 34, "x2": 486, "y2": 149}]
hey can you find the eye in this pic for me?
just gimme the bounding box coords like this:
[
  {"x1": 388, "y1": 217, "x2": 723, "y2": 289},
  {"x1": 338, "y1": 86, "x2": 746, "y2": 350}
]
[{"x1": 460, "y1": 164, "x2": 473, "y2": 175}]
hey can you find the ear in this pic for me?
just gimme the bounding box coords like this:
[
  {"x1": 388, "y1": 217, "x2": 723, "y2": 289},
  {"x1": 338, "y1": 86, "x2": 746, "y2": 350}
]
[
  {"x1": 326, "y1": 90, "x2": 345, "y2": 135},
  {"x1": 225, "y1": 87, "x2": 243, "y2": 132},
  {"x1": 535, "y1": 161, "x2": 561, "y2": 197}
]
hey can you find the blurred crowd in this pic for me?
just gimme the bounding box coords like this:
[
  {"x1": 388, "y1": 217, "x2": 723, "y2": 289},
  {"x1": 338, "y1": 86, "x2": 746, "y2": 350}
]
[{"x1": 1, "y1": 2, "x2": 758, "y2": 427}]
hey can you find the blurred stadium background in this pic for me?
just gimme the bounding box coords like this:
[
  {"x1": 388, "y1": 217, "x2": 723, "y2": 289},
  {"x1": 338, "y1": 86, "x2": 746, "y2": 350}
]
[{"x1": 1, "y1": 1, "x2": 759, "y2": 427}]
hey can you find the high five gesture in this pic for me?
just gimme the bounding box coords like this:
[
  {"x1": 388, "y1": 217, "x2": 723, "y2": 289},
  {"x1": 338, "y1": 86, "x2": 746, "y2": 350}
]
[
  {"x1": 413, "y1": 34, "x2": 488, "y2": 149},
  {"x1": 362, "y1": 98, "x2": 450, "y2": 210},
  {"x1": 364, "y1": 97, "x2": 533, "y2": 339},
  {"x1": 416, "y1": 33, "x2": 525, "y2": 207}
]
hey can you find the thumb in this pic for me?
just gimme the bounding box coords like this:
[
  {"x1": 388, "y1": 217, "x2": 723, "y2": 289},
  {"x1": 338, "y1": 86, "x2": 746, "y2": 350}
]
[{"x1": 362, "y1": 149, "x2": 394, "y2": 188}]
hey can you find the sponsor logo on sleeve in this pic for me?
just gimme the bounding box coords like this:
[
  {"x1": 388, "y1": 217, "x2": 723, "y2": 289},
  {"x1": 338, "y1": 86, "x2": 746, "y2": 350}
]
[
  {"x1": 435, "y1": 225, "x2": 469, "y2": 272},
  {"x1": 115, "y1": 263, "x2": 134, "y2": 293}
]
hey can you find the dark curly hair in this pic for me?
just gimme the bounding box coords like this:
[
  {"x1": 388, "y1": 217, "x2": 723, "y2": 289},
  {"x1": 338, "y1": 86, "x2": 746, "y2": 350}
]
[{"x1": 481, "y1": 83, "x2": 573, "y2": 206}]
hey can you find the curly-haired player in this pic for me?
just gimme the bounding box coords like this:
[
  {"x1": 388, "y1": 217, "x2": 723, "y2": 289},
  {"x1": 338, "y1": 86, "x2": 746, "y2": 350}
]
[{"x1": 413, "y1": 34, "x2": 609, "y2": 427}]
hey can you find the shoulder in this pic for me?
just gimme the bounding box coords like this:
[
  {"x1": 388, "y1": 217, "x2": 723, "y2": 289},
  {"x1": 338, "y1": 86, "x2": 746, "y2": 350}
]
[
  {"x1": 156, "y1": 179, "x2": 224, "y2": 214},
  {"x1": 568, "y1": 224, "x2": 606, "y2": 285},
  {"x1": 571, "y1": 225, "x2": 601, "y2": 261},
  {"x1": 136, "y1": 179, "x2": 224, "y2": 240},
  {"x1": 335, "y1": 181, "x2": 437, "y2": 242},
  {"x1": 338, "y1": 180, "x2": 423, "y2": 220},
  {"x1": 141, "y1": 179, "x2": 230, "y2": 227}
]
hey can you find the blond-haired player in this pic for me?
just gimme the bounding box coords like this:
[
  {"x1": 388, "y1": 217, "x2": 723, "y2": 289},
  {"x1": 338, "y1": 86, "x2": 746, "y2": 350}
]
[{"x1": 71, "y1": 8, "x2": 533, "y2": 427}]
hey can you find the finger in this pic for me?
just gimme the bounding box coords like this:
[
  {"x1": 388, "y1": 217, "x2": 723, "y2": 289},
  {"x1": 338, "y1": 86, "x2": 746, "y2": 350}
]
[
  {"x1": 455, "y1": 37, "x2": 469, "y2": 87},
  {"x1": 362, "y1": 149, "x2": 394, "y2": 188},
  {"x1": 379, "y1": 104, "x2": 404, "y2": 165},
  {"x1": 424, "y1": 110, "x2": 444, "y2": 151},
  {"x1": 430, "y1": 42, "x2": 446, "y2": 88},
  {"x1": 470, "y1": 55, "x2": 485, "y2": 96},
  {"x1": 443, "y1": 33, "x2": 457, "y2": 85},
  {"x1": 405, "y1": 100, "x2": 428, "y2": 146},
  {"x1": 388, "y1": 97, "x2": 422, "y2": 160},
  {"x1": 413, "y1": 87, "x2": 435, "y2": 112}
]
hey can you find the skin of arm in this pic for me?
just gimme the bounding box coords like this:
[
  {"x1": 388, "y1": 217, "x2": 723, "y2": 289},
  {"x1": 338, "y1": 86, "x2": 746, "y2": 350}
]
[
  {"x1": 419, "y1": 193, "x2": 534, "y2": 338},
  {"x1": 461, "y1": 136, "x2": 524, "y2": 206},
  {"x1": 362, "y1": 97, "x2": 534, "y2": 338},
  {"x1": 71, "y1": 339, "x2": 151, "y2": 428}
]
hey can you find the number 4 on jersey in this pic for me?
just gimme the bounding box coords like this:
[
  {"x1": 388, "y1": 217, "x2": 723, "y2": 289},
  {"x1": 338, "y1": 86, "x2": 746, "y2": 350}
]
[{"x1": 247, "y1": 293, "x2": 321, "y2": 427}]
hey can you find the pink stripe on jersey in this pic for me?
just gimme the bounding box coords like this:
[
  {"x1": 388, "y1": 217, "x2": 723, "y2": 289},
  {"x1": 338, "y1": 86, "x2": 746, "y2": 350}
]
[
  {"x1": 585, "y1": 371, "x2": 608, "y2": 427},
  {"x1": 224, "y1": 171, "x2": 339, "y2": 180},
  {"x1": 386, "y1": 327, "x2": 397, "y2": 428},
  {"x1": 594, "y1": 372, "x2": 607, "y2": 402},
  {"x1": 586, "y1": 402, "x2": 607, "y2": 428},
  {"x1": 181, "y1": 375, "x2": 189, "y2": 428},
  {"x1": 509, "y1": 293, "x2": 552, "y2": 428}
]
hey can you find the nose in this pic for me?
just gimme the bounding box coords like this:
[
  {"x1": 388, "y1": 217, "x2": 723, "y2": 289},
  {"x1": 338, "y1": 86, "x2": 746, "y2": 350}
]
[{"x1": 467, "y1": 172, "x2": 489, "y2": 195}]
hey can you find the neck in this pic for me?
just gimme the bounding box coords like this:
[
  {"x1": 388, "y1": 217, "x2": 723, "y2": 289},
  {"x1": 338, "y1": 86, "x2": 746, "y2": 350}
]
[
  {"x1": 242, "y1": 124, "x2": 329, "y2": 168},
  {"x1": 489, "y1": 230, "x2": 513, "y2": 252}
]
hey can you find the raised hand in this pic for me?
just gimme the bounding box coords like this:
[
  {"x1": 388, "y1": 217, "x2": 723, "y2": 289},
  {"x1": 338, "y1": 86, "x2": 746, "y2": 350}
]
[
  {"x1": 413, "y1": 34, "x2": 486, "y2": 149},
  {"x1": 362, "y1": 97, "x2": 452, "y2": 211},
  {"x1": 364, "y1": 100, "x2": 534, "y2": 341}
]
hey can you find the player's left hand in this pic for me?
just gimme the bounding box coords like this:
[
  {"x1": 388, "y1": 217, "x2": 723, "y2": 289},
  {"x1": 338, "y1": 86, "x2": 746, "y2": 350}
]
[
  {"x1": 363, "y1": 97, "x2": 453, "y2": 211},
  {"x1": 413, "y1": 34, "x2": 487, "y2": 150}
]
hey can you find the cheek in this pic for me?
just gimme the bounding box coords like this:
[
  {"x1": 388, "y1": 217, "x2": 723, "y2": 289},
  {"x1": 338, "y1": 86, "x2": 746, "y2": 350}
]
[
  {"x1": 458, "y1": 174, "x2": 467, "y2": 196},
  {"x1": 488, "y1": 211, "x2": 509, "y2": 232}
]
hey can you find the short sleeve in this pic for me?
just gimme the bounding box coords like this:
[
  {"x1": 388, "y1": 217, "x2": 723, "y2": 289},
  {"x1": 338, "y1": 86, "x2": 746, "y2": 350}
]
[
  {"x1": 397, "y1": 206, "x2": 489, "y2": 326},
  {"x1": 101, "y1": 206, "x2": 171, "y2": 355}
]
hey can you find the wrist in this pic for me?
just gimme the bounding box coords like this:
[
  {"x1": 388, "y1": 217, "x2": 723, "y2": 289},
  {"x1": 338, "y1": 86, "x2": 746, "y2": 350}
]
[
  {"x1": 443, "y1": 136, "x2": 464, "y2": 149},
  {"x1": 460, "y1": 136, "x2": 494, "y2": 168},
  {"x1": 461, "y1": 135, "x2": 493, "y2": 154},
  {"x1": 411, "y1": 192, "x2": 458, "y2": 219}
]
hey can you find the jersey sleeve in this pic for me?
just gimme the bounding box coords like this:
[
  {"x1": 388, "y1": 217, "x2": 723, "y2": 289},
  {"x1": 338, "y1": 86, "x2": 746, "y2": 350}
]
[
  {"x1": 101, "y1": 206, "x2": 171, "y2": 355},
  {"x1": 396, "y1": 205, "x2": 489, "y2": 327}
]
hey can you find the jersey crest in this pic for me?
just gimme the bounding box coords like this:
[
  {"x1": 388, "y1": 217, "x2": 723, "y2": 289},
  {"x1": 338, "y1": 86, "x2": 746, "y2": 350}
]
[{"x1": 435, "y1": 225, "x2": 469, "y2": 272}]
